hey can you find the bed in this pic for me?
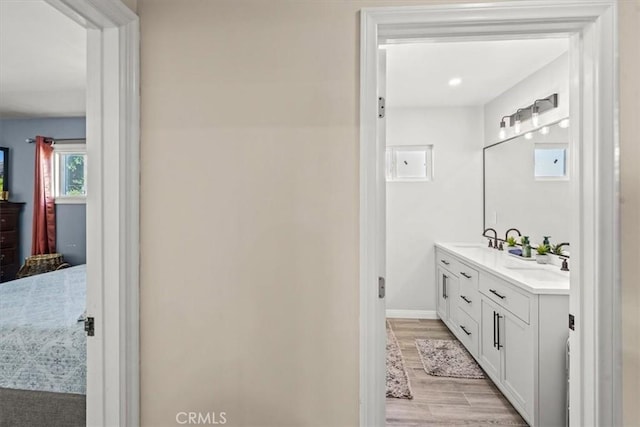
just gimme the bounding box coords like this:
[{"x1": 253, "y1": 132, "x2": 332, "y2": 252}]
[{"x1": 0, "y1": 265, "x2": 86, "y2": 427}]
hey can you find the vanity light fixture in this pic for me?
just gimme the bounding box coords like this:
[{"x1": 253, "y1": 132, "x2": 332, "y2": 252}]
[
  {"x1": 448, "y1": 77, "x2": 462, "y2": 87},
  {"x1": 498, "y1": 94, "x2": 558, "y2": 137},
  {"x1": 530, "y1": 97, "x2": 556, "y2": 127},
  {"x1": 559, "y1": 118, "x2": 570, "y2": 128},
  {"x1": 531, "y1": 105, "x2": 540, "y2": 127},
  {"x1": 499, "y1": 116, "x2": 510, "y2": 140},
  {"x1": 539, "y1": 126, "x2": 550, "y2": 135},
  {"x1": 514, "y1": 109, "x2": 524, "y2": 134}
]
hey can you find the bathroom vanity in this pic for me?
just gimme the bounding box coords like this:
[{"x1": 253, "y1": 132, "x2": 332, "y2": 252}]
[{"x1": 435, "y1": 242, "x2": 569, "y2": 427}]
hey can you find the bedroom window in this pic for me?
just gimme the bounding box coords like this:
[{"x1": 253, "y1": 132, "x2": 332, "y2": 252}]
[{"x1": 53, "y1": 142, "x2": 87, "y2": 204}]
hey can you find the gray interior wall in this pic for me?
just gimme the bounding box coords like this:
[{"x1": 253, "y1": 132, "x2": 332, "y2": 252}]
[{"x1": 0, "y1": 117, "x2": 86, "y2": 266}]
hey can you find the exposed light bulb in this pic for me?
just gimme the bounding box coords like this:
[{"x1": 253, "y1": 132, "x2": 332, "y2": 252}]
[
  {"x1": 540, "y1": 126, "x2": 550, "y2": 135},
  {"x1": 531, "y1": 106, "x2": 540, "y2": 127},
  {"x1": 559, "y1": 119, "x2": 570, "y2": 128},
  {"x1": 514, "y1": 118, "x2": 521, "y2": 134},
  {"x1": 524, "y1": 132, "x2": 533, "y2": 140}
]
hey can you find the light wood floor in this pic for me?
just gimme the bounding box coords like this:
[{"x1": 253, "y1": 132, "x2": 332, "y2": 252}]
[{"x1": 386, "y1": 318, "x2": 528, "y2": 426}]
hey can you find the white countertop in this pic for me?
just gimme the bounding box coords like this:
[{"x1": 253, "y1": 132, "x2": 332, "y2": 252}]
[{"x1": 436, "y1": 242, "x2": 570, "y2": 295}]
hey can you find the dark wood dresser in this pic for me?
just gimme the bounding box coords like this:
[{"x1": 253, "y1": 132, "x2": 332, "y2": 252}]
[{"x1": 0, "y1": 201, "x2": 24, "y2": 283}]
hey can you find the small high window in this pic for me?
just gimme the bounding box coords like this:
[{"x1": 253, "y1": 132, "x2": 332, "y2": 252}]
[
  {"x1": 385, "y1": 145, "x2": 433, "y2": 182},
  {"x1": 534, "y1": 143, "x2": 568, "y2": 180}
]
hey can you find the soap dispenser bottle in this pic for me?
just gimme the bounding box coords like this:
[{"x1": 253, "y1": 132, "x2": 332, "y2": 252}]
[
  {"x1": 543, "y1": 236, "x2": 551, "y2": 249},
  {"x1": 522, "y1": 236, "x2": 531, "y2": 258}
]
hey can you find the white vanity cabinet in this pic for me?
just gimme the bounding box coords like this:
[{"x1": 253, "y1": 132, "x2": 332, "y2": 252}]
[{"x1": 435, "y1": 244, "x2": 569, "y2": 427}]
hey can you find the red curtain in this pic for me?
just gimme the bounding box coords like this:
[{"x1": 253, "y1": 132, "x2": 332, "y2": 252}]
[{"x1": 31, "y1": 136, "x2": 56, "y2": 255}]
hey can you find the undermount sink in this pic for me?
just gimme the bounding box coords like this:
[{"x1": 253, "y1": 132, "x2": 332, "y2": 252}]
[
  {"x1": 451, "y1": 243, "x2": 486, "y2": 248},
  {"x1": 451, "y1": 244, "x2": 491, "y2": 252},
  {"x1": 516, "y1": 269, "x2": 567, "y2": 282},
  {"x1": 503, "y1": 259, "x2": 568, "y2": 281}
]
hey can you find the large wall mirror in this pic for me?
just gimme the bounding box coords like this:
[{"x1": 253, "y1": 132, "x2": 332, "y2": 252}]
[{"x1": 484, "y1": 118, "x2": 570, "y2": 247}]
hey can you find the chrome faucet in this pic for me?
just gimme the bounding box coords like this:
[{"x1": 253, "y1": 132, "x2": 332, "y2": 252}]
[{"x1": 482, "y1": 228, "x2": 499, "y2": 249}]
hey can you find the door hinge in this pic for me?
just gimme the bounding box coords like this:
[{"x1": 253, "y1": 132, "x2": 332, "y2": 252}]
[
  {"x1": 378, "y1": 277, "x2": 385, "y2": 298},
  {"x1": 84, "y1": 317, "x2": 95, "y2": 336},
  {"x1": 569, "y1": 314, "x2": 575, "y2": 331},
  {"x1": 378, "y1": 97, "x2": 385, "y2": 118}
]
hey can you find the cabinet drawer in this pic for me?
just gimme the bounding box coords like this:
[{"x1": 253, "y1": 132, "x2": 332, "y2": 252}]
[
  {"x1": 479, "y1": 272, "x2": 530, "y2": 324},
  {"x1": 0, "y1": 214, "x2": 18, "y2": 231},
  {"x1": 0, "y1": 248, "x2": 16, "y2": 266},
  {"x1": 436, "y1": 250, "x2": 460, "y2": 275},
  {"x1": 458, "y1": 262, "x2": 479, "y2": 289},
  {"x1": 0, "y1": 264, "x2": 18, "y2": 283},
  {"x1": 455, "y1": 306, "x2": 479, "y2": 358},
  {"x1": 0, "y1": 230, "x2": 17, "y2": 248},
  {"x1": 458, "y1": 279, "x2": 481, "y2": 322}
]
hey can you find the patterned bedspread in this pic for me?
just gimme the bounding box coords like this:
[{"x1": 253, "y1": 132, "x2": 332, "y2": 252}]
[{"x1": 0, "y1": 265, "x2": 86, "y2": 394}]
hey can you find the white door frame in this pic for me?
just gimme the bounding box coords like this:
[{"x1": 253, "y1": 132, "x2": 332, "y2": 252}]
[
  {"x1": 44, "y1": 1, "x2": 140, "y2": 425},
  {"x1": 360, "y1": 2, "x2": 619, "y2": 426}
]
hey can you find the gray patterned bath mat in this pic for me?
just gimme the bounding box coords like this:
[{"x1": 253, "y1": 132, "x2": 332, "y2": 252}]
[
  {"x1": 386, "y1": 322, "x2": 413, "y2": 399},
  {"x1": 415, "y1": 338, "x2": 485, "y2": 379}
]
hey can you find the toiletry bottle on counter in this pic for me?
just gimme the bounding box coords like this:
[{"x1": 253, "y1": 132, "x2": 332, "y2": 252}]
[{"x1": 522, "y1": 236, "x2": 532, "y2": 258}]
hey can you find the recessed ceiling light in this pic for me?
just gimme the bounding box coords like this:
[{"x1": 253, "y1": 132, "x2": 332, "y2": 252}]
[
  {"x1": 448, "y1": 77, "x2": 462, "y2": 87},
  {"x1": 540, "y1": 126, "x2": 550, "y2": 135},
  {"x1": 559, "y1": 119, "x2": 570, "y2": 128},
  {"x1": 524, "y1": 132, "x2": 533, "y2": 140}
]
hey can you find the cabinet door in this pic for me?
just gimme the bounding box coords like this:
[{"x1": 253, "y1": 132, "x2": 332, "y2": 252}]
[
  {"x1": 436, "y1": 267, "x2": 449, "y2": 320},
  {"x1": 479, "y1": 297, "x2": 501, "y2": 382},
  {"x1": 446, "y1": 274, "x2": 460, "y2": 328},
  {"x1": 502, "y1": 312, "x2": 534, "y2": 419}
]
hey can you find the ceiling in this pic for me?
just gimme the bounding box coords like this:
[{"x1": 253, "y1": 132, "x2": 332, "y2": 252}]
[
  {"x1": 386, "y1": 39, "x2": 568, "y2": 108},
  {"x1": 0, "y1": 0, "x2": 86, "y2": 118}
]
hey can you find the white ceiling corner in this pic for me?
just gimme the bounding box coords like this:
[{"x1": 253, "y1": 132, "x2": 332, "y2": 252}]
[
  {"x1": 385, "y1": 38, "x2": 569, "y2": 108},
  {"x1": 0, "y1": 0, "x2": 86, "y2": 118}
]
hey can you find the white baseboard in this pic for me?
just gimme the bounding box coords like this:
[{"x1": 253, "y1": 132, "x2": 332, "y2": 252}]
[{"x1": 386, "y1": 309, "x2": 439, "y2": 320}]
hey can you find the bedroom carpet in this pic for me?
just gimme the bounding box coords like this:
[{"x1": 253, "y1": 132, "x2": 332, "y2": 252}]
[
  {"x1": 0, "y1": 387, "x2": 85, "y2": 427},
  {"x1": 386, "y1": 318, "x2": 527, "y2": 426},
  {"x1": 415, "y1": 338, "x2": 485, "y2": 379},
  {"x1": 386, "y1": 321, "x2": 413, "y2": 399}
]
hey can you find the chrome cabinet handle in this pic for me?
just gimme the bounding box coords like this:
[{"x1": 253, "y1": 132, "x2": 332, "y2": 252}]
[
  {"x1": 460, "y1": 325, "x2": 471, "y2": 336},
  {"x1": 461, "y1": 272, "x2": 472, "y2": 279},
  {"x1": 441, "y1": 259, "x2": 450, "y2": 265},
  {"x1": 489, "y1": 289, "x2": 506, "y2": 299},
  {"x1": 460, "y1": 295, "x2": 471, "y2": 304}
]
